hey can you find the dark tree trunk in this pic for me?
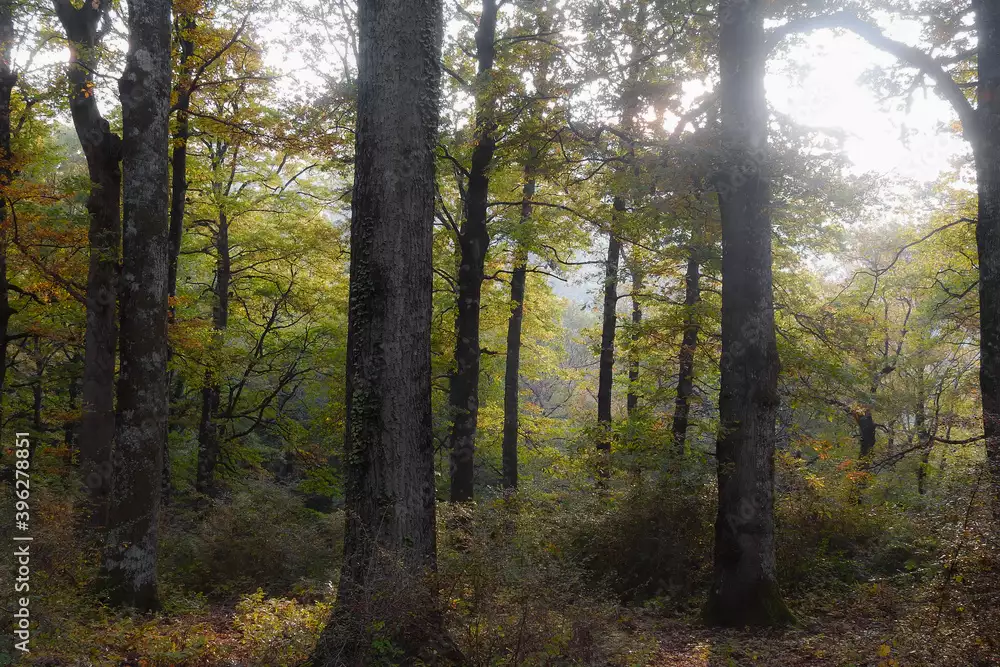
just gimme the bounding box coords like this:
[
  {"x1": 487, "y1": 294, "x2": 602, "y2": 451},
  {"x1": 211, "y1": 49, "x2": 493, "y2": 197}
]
[
  {"x1": 706, "y1": 0, "x2": 792, "y2": 627},
  {"x1": 856, "y1": 408, "x2": 877, "y2": 458},
  {"x1": 312, "y1": 0, "x2": 449, "y2": 662},
  {"x1": 448, "y1": 0, "x2": 499, "y2": 503},
  {"x1": 163, "y1": 12, "x2": 195, "y2": 508},
  {"x1": 66, "y1": 368, "x2": 80, "y2": 448},
  {"x1": 32, "y1": 339, "x2": 42, "y2": 430},
  {"x1": 595, "y1": 0, "x2": 643, "y2": 473},
  {"x1": 196, "y1": 176, "x2": 231, "y2": 497},
  {"x1": 167, "y1": 13, "x2": 194, "y2": 304},
  {"x1": 915, "y1": 385, "x2": 930, "y2": 496},
  {"x1": 100, "y1": 0, "x2": 171, "y2": 611},
  {"x1": 54, "y1": 0, "x2": 122, "y2": 526},
  {"x1": 596, "y1": 225, "x2": 621, "y2": 472},
  {"x1": 672, "y1": 245, "x2": 701, "y2": 454},
  {"x1": 627, "y1": 268, "x2": 642, "y2": 416},
  {"x1": 0, "y1": 2, "x2": 14, "y2": 429},
  {"x1": 974, "y1": 0, "x2": 1000, "y2": 524},
  {"x1": 501, "y1": 173, "x2": 535, "y2": 491}
]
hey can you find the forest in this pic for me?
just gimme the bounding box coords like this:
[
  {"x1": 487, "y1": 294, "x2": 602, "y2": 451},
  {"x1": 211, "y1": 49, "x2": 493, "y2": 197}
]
[{"x1": 0, "y1": 0, "x2": 998, "y2": 664}]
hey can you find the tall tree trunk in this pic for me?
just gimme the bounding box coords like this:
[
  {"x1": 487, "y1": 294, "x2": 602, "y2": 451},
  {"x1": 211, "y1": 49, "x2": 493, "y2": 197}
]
[
  {"x1": 312, "y1": 0, "x2": 450, "y2": 662},
  {"x1": 706, "y1": 0, "x2": 792, "y2": 627},
  {"x1": 167, "y1": 13, "x2": 194, "y2": 304},
  {"x1": 974, "y1": 0, "x2": 1000, "y2": 524},
  {"x1": 501, "y1": 172, "x2": 534, "y2": 491},
  {"x1": 627, "y1": 267, "x2": 642, "y2": 416},
  {"x1": 596, "y1": 226, "x2": 621, "y2": 474},
  {"x1": 595, "y1": 0, "x2": 644, "y2": 474},
  {"x1": 0, "y1": 2, "x2": 15, "y2": 429},
  {"x1": 32, "y1": 338, "x2": 42, "y2": 430},
  {"x1": 196, "y1": 165, "x2": 231, "y2": 497},
  {"x1": 100, "y1": 0, "x2": 171, "y2": 611},
  {"x1": 54, "y1": 0, "x2": 122, "y2": 526},
  {"x1": 163, "y1": 11, "x2": 196, "y2": 507},
  {"x1": 915, "y1": 382, "x2": 930, "y2": 496},
  {"x1": 448, "y1": 0, "x2": 499, "y2": 503},
  {"x1": 672, "y1": 244, "x2": 701, "y2": 454}
]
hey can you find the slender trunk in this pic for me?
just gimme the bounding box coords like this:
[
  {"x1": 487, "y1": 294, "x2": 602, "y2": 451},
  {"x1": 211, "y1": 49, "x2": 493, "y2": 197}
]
[
  {"x1": 100, "y1": 0, "x2": 171, "y2": 611},
  {"x1": 196, "y1": 203, "x2": 230, "y2": 496},
  {"x1": 66, "y1": 368, "x2": 80, "y2": 448},
  {"x1": 448, "y1": 0, "x2": 499, "y2": 503},
  {"x1": 0, "y1": 3, "x2": 14, "y2": 428},
  {"x1": 313, "y1": 0, "x2": 449, "y2": 661},
  {"x1": 596, "y1": 0, "x2": 644, "y2": 473},
  {"x1": 626, "y1": 268, "x2": 642, "y2": 416},
  {"x1": 167, "y1": 13, "x2": 194, "y2": 303},
  {"x1": 164, "y1": 12, "x2": 195, "y2": 507},
  {"x1": 974, "y1": 0, "x2": 1000, "y2": 524},
  {"x1": 55, "y1": 0, "x2": 122, "y2": 526},
  {"x1": 856, "y1": 407, "x2": 877, "y2": 458},
  {"x1": 672, "y1": 245, "x2": 701, "y2": 454},
  {"x1": 915, "y1": 381, "x2": 929, "y2": 496},
  {"x1": 596, "y1": 226, "x2": 621, "y2": 473},
  {"x1": 32, "y1": 339, "x2": 42, "y2": 430},
  {"x1": 501, "y1": 173, "x2": 535, "y2": 491},
  {"x1": 706, "y1": 0, "x2": 792, "y2": 627}
]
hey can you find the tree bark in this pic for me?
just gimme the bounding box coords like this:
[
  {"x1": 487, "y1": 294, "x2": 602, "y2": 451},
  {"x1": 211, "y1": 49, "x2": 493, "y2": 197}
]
[
  {"x1": 974, "y1": 0, "x2": 1000, "y2": 524},
  {"x1": 596, "y1": 226, "x2": 621, "y2": 474},
  {"x1": 501, "y1": 173, "x2": 534, "y2": 491},
  {"x1": 626, "y1": 267, "x2": 642, "y2": 416},
  {"x1": 915, "y1": 383, "x2": 930, "y2": 496},
  {"x1": 595, "y1": 0, "x2": 644, "y2": 474},
  {"x1": 99, "y1": 0, "x2": 171, "y2": 611},
  {"x1": 448, "y1": 0, "x2": 499, "y2": 503},
  {"x1": 168, "y1": 12, "x2": 194, "y2": 303},
  {"x1": 312, "y1": 0, "x2": 449, "y2": 662},
  {"x1": 196, "y1": 144, "x2": 231, "y2": 497},
  {"x1": 54, "y1": 0, "x2": 122, "y2": 526},
  {"x1": 0, "y1": 1, "x2": 15, "y2": 429},
  {"x1": 672, "y1": 244, "x2": 701, "y2": 454},
  {"x1": 705, "y1": 0, "x2": 792, "y2": 627}
]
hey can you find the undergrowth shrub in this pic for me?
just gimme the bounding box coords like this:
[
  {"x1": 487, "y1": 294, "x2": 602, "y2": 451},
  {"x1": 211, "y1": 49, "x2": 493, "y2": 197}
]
[
  {"x1": 160, "y1": 480, "x2": 343, "y2": 599},
  {"x1": 438, "y1": 496, "x2": 658, "y2": 666},
  {"x1": 775, "y1": 453, "x2": 942, "y2": 597},
  {"x1": 564, "y1": 473, "x2": 715, "y2": 607}
]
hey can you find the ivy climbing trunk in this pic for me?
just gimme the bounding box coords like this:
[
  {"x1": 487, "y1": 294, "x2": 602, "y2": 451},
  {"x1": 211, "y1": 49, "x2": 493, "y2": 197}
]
[
  {"x1": 672, "y1": 244, "x2": 701, "y2": 454},
  {"x1": 100, "y1": 0, "x2": 171, "y2": 611},
  {"x1": 449, "y1": 0, "x2": 499, "y2": 503},
  {"x1": 54, "y1": 0, "x2": 122, "y2": 527},
  {"x1": 311, "y1": 0, "x2": 450, "y2": 662},
  {"x1": 705, "y1": 0, "x2": 792, "y2": 627}
]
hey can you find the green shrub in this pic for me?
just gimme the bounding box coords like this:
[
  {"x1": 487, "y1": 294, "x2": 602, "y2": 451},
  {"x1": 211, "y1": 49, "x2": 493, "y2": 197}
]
[{"x1": 160, "y1": 480, "x2": 343, "y2": 599}]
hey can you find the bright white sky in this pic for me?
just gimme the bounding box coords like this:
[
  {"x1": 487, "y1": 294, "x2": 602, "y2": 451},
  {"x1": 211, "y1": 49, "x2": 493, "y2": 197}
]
[
  {"x1": 766, "y1": 24, "x2": 967, "y2": 183},
  {"x1": 263, "y1": 14, "x2": 967, "y2": 185}
]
